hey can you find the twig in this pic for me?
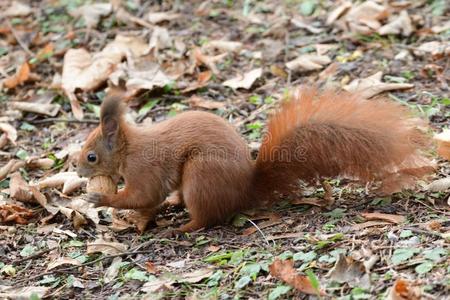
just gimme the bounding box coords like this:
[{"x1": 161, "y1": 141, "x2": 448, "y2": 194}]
[
  {"x1": 6, "y1": 20, "x2": 34, "y2": 57},
  {"x1": 28, "y1": 118, "x2": 99, "y2": 124},
  {"x1": 12, "y1": 246, "x2": 58, "y2": 264},
  {"x1": 246, "y1": 218, "x2": 271, "y2": 247}
]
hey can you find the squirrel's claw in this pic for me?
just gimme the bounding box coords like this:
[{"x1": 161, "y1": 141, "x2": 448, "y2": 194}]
[{"x1": 84, "y1": 192, "x2": 104, "y2": 207}]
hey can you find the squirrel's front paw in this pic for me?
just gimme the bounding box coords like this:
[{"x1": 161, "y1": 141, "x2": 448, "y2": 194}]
[{"x1": 84, "y1": 192, "x2": 105, "y2": 207}]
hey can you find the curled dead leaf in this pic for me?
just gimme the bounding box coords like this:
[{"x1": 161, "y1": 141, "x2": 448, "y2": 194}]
[
  {"x1": 361, "y1": 212, "x2": 406, "y2": 224},
  {"x1": 187, "y1": 95, "x2": 225, "y2": 110},
  {"x1": 378, "y1": 11, "x2": 413, "y2": 36},
  {"x1": 223, "y1": 68, "x2": 262, "y2": 90},
  {"x1": 387, "y1": 278, "x2": 422, "y2": 300},
  {"x1": 327, "y1": 254, "x2": 371, "y2": 289},
  {"x1": 286, "y1": 54, "x2": 331, "y2": 72},
  {"x1": 47, "y1": 257, "x2": 82, "y2": 270},
  {"x1": 0, "y1": 123, "x2": 17, "y2": 145},
  {"x1": 4, "y1": 1, "x2": 32, "y2": 17},
  {"x1": 269, "y1": 259, "x2": 326, "y2": 296},
  {"x1": 9, "y1": 172, "x2": 33, "y2": 202},
  {"x1": 3, "y1": 62, "x2": 30, "y2": 89},
  {"x1": 0, "y1": 204, "x2": 34, "y2": 224},
  {"x1": 10, "y1": 101, "x2": 61, "y2": 117},
  {"x1": 69, "y1": 3, "x2": 112, "y2": 28},
  {"x1": 86, "y1": 238, "x2": 128, "y2": 255},
  {"x1": 204, "y1": 40, "x2": 243, "y2": 53},
  {"x1": 344, "y1": 71, "x2": 413, "y2": 99},
  {"x1": 147, "y1": 12, "x2": 180, "y2": 24},
  {"x1": 0, "y1": 159, "x2": 24, "y2": 181}
]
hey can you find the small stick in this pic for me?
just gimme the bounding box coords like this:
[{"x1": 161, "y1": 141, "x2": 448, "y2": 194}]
[
  {"x1": 28, "y1": 118, "x2": 99, "y2": 125},
  {"x1": 12, "y1": 246, "x2": 58, "y2": 264}
]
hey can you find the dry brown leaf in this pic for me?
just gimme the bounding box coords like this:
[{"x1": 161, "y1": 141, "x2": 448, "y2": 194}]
[
  {"x1": 181, "y1": 70, "x2": 212, "y2": 93},
  {"x1": 117, "y1": 209, "x2": 154, "y2": 233},
  {"x1": 141, "y1": 277, "x2": 174, "y2": 293},
  {"x1": 125, "y1": 61, "x2": 172, "y2": 94},
  {"x1": 426, "y1": 177, "x2": 450, "y2": 192},
  {"x1": 207, "y1": 245, "x2": 220, "y2": 252},
  {"x1": 47, "y1": 257, "x2": 82, "y2": 270},
  {"x1": 0, "y1": 204, "x2": 34, "y2": 224},
  {"x1": 223, "y1": 68, "x2": 262, "y2": 90},
  {"x1": 191, "y1": 47, "x2": 227, "y2": 75},
  {"x1": 326, "y1": 1, "x2": 352, "y2": 25},
  {"x1": 344, "y1": 71, "x2": 414, "y2": 99},
  {"x1": 36, "y1": 43, "x2": 54, "y2": 61},
  {"x1": 0, "y1": 122, "x2": 17, "y2": 145},
  {"x1": 378, "y1": 11, "x2": 413, "y2": 36},
  {"x1": 361, "y1": 212, "x2": 406, "y2": 224},
  {"x1": 414, "y1": 41, "x2": 450, "y2": 57},
  {"x1": 4, "y1": 1, "x2": 32, "y2": 17},
  {"x1": 69, "y1": 3, "x2": 112, "y2": 28},
  {"x1": 351, "y1": 221, "x2": 391, "y2": 231},
  {"x1": 86, "y1": 238, "x2": 128, "y2": 255},
  {"x1": 62, "y1": 177, "x2": 88, "y2": 195},
  {"x1": 344, "y1": 1, "x2": 387, "y2": 34},
  {"x1": 204, "y1": 40, "x2": 243, "y2": 53},
  {"x1": 9, "y1": 172, "x2": 33, "y2": 202},
  {"x1": 181, "y1": 269, "x2": 213, "y2": 283},
  {"x1": 145, "y1": 261, "x2": 159, "y2": 274},
  {"x1": 0, "y1": 134, "x2": 7, "y2": 149},
  {"x1": 27, "y1": 158, "x2": 54, "y2": 170},
  {"x1": 291, "y1": 17, "x2": 323, "y2": 34},
  {"x1": 286, "y1": 54, "x2": 331, "y2": 72},
  {"x1": 3, "y1": 62, "x2": 30, "y2": 89},
  {"x1": 0, "y1": 159, "x2": 24, "y2": 181},
  {"x1": 386, "y1": 278, "x2": 422, "y2": 300},
  {"x1": 269, "y1": 259, "x2": 325, "y2": 296},
  {"x1": 10, "y1": 101, "x2": 61, "y2": 117},
  {"x1": 327, "y1": 254, "x2": 370, "y2": 289},
  {"x1": 148, "y1": 12, "x2": 180, "y2": 24},
  {"x1": 70, "y1": 198, "x2": 99, "y2": 224},
  {"x1": 149, "y1": 26, "x2": 172, "y2": 55},
  {"x1": 38, "y1": 172, "x2": 87, "y2": 195},
  {"x1": 104, "y1": 257, "x2": 122, "y2": 283},
  {"x1": 187, "y1": 95, "x2": 225, "y2": 110},
  {"x1": 0, "y1": 286, "x2": 49, "y2": 299}
]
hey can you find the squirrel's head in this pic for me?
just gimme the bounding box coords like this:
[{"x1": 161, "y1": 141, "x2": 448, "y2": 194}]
[{"x1": 77, "y1": 93, "x2": 126, "y2": 179}]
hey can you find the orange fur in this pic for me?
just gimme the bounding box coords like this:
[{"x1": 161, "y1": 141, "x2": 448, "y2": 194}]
[{"x1": 77, "y1": 87, "x2": 433, "y2": 232}]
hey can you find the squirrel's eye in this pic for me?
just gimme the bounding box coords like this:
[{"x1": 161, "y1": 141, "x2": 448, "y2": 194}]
[{"x1": 87, "y1": 152, "x2": 97, "y2": 163}]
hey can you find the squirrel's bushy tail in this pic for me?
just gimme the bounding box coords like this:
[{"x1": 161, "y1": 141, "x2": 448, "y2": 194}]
[{"x1": 253, "y1": 87, "x2": 433, "y2": 199}]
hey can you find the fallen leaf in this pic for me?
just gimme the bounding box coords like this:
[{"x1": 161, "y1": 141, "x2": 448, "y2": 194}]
[
  {"x1": 386, "y1": 278, "x2": 422, "y2": 300},
  {"x1": 69, "y1": 3, "x2": 112, "y2": 28},
  {"x1": 350, "y1": 221, "x2": 391, "y2": 231},
  {"x1": 104, "y1": 257, "x2": 122, "y2": 283},
  {"x1": 361, "y1": 212, "x2": 406, "y2": 224},
  {"x1": 191, "y1": 47, "x2": 227, "y2": 75},
  {"x1": 149, "y1": 26, "x2": 172, "y2": 54},
  {"x1": 9, "y1": 172, "x2": 33, "y2": 202},
  {"x1": 145, "y1": 261, "x2": 158, "y2": 274},
  {"x1": 0, "y1": 123, "x2": 17, "y2": 145},
  {"x1": 181, "y1": 70, "x2": 212, "y2": 93},
  {"x1": 147, "y1": 12, "x2": 181, "y2": 24},
  {"x1": 180, "y1": 268, "x2": 213, "y2": 283},
  {"x1": 187, "y1": 95, "x2": 225, "y2": 110},
  {"x1": 344, "y1": 71, "x2": 414, "y2": 99},
  {"x1": 204, "y1": 40, "x2": 243, "y2": 53},
  {"x1": 0, "y1": 160, "x2": 24, "y2": 181},
  {"x1": 286, "y1": 54, "x2": 331, "y2": 72},
  {"x1": 3, "y1": 62, "x2": 30, "y2": 89},
  {"x1": 344, "y1": 1, "x2": 387, "y2": 34},
  {"x1": 327, "y1": 254, "x2": 371, "y2": 289},
  {"x1": 141, "y1": 277, "x2": 174, "y2": 293},
  {"x1": 38, "y1": 172, "x2": 87, "y2": 195},
  {"x1": 36, "y1": 43, "x2": 54, "y2": 61},
  {"x1": 326, "y1": 1, "x2": 352, "y2": 25},
  {"x1": 4, "y1": 1, "x2": 32, "y2": 17},
  {"x1": 414, "y1": 41, "x2": 450, "y2": 58},
  {"x1": 86, "y1": 238, "x2": 128, "y2": 255},
  {"x1": 125, "y1": 60, "x2": 172, "y2": 94},
  {"x1": 269, "y1": 259, "x2": 325, "y2": 296},
  {"x1": 223, "y1": 68, "x2": 262, "y2": 90},
  {"x1": 207, "y1": 245, "x2": 220, "y2": 252},
  {"x1": 291, "y1": 17, "x2": 323, "y2": 34},
  {"x1": 47, "y1": 257, "x2": 82, "y2": 270},
  {"x1": 426, "y1": 177, "x2": 450, "y2": 192},
  {"x1": 0, "y1": 204, "x2": 34, "y2": 224},
  {"x1": 10, "y1": 101, "x2": 61, "y2": 117},
  {"x1": 378, "y1": 11, "x2": 413, "y2": 36},
  {"x1": 0, "y1": 286, "x2": 49, "y2": 299},
  {"x1": 167, "y1": 260, "x2": 186, "y2": 269}
]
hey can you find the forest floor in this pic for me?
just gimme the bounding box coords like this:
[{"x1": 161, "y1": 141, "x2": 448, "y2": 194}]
[{"x1": 0, "y1": 0, "x2": 449, "y2": 299}]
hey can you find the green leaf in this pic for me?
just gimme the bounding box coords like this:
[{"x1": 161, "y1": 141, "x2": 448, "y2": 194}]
[
  {"x1": 139, "y1": 99, "x2": 159, "y2": 115},
  {"x1": 20, "y1": 245, "x2": 36, "y2": 257},
  {"x1": 392, "y1": 248, "x2": 419, "y2": 265},
  {"x1": 1, "y1": 265, "x2": 16, "y2": 276},
  {"x1": 300, "y1": 0, "x2": 316, "y2": 16},
  {"x1": 399, "y1": 230, "x2": 413, "y2": 238},
  {"x1": 207, "y1": 270, "x2": 223, "y2": 287},
  {"x1": 67, "y1": 240, "x2": 84, "y2": 247},
  {"x1": 20, "y1": 122, "x2": 36, "y2": 131},
  {"x1": 268, "y1": 285, "x2": 291, "y2": 300},
  {"x1": 38, "y1": 275, "x2": 59, "y2": 285},
  {"x1": 415, "y1": 260, "x2": 434, "y2": 274},
  {"x1": 229, "y1": 250, "x2": 245, "y2": 266},
  {"x1": 29, "y1": 293, "x2": 41, "y2": 300},
  {"x1": 278, "y1": 250, "x2": 294, "y2": 260},
  {"x1": 16, "y1": 149, "x2": 29, "y2": 160},
  {"x1": 232, "y1": 214, "x2": 247, "y2": 227},
  {"x1": 293, "y1": 251, "x2": 317, "y2": 262},
  {"x1": 305, "y1": 269, "x2": 320, "y2": 294},
  {"x1": 323, "y1": 208, "x2": 346, "y2": 219},
  {"x1": 124, "y1": 268, "x2": 148, "y2": 281},
  {"x1": 240, "y1": 263, "x2": 261, "y2": 280},
  {"x1": 86, "y1": 103, "x2": 101, "y2": 118},
  {"x1": 204, "y1": 251, "x2": 233, "y2": 263},
  {"x1": 235, "y1": 275, "x2": 251, "y2": 289},
  {"x1": 423, "y1": 248, "x2": 447, "y2": 261},
  {"x1": 431, "y1": 0, "x2": 446, "y2": 16},
  {"x1": 248, "y1": 95, "x2": 262, "y2": 105}
]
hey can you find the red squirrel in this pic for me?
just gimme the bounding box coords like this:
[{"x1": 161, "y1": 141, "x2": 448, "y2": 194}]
[{"x1": 77, "y1": 87, "x2": 431, "y2": 232}]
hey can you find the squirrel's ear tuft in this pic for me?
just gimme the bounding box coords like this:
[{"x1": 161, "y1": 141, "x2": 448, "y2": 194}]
[{"x1": 100, "y1": 94, "x2": 125, "y2": 150}]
